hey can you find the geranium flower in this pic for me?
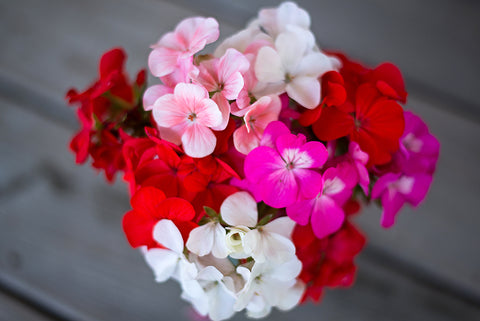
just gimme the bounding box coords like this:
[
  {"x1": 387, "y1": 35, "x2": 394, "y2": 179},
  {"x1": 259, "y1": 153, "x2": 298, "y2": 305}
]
[
  {"x1": 286, "y1": 167, "x2": 351, "y2": 239},
  {"x1": 233, "y1": 95, "x2": 282, "y2": 155},
  {"x1": 244, "y1": 121, "x2": 328, "y2": 208},
  {"x1": 235, "y1": 259, "x2": 304, "y2": 318},
  {"x1": 312, "y1": 83, "x2": 405, "y2": 166},
  {"x1": 148, "y1": 17, "x2": 219, "y2": 78},
  {"x1": 255, "y1": 27, "x2": 337, "y2": 108},
  {"x1": 194, "y1": 48, "x2": 250, "y2": 130},
  {"x1": 372, "y1": 173, "x2": 433, "y2": 228},
  {"x1": 152, "y1": 83, "x2": 222, "y2": 158}
]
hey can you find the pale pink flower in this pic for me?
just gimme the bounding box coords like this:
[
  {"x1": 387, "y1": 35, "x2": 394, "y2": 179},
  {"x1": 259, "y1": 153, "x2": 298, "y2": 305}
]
[
  {"x1": 152, "y1": 83, "x2": 222, "y2": 158},
  {"x1": 148, "y1": 17, "x2": 219, "y2": 78},
  {"x1": 233, "y1": 95, "x2": 281, "y2": 155},
  {"x1": 194, "y1": 49, "x2": 250, "y2": 130}
]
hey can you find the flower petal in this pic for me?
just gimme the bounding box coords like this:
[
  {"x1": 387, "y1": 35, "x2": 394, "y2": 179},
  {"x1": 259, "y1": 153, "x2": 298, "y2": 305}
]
[
  {"x1": 182, "y1": 124, "x2": 217, "y2": 158},
  {"x1": 152, "y1": 219, "x2": 184, "y2": 253},
  {"x1": 286, "y1": 76, "x2": 320, "y2": 109},
  {"x1": 144, "y1": 248, "x2": 179, "y2": 282},
  {"x1": 221, "y1": 191, "x2": 258, "y2": 227}
]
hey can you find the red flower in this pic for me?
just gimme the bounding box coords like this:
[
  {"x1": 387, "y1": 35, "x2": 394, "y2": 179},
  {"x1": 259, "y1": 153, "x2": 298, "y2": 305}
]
[
  {"x1": 293, "y1": 221, "x2": 366, "y2": 303},
  {"x1": 312, "y1": 84, "x2": 405, "y2": 166},
  {"x1": 298, "y1": 71, "x2": 347, "y2": 127},
  {"x1": 66, "y1": 47, "x2": 148, "y2": 182},
  {"x1": 122, "y1": 186, "x2": 197, "y2": 249}
]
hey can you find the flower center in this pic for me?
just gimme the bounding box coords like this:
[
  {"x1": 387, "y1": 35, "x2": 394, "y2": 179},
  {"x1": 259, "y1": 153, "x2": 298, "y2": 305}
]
[
  {"x1": 187, "y1": 112, "x2": 197, "y2": 122},
  {"x1": 354, "y1": 117, "x2": 362, "y2": 130}
]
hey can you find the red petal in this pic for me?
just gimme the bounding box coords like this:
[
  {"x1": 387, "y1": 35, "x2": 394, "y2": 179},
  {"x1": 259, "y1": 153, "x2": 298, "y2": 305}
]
[
  {"x1": 122, "y1": 209, "x2": 156, "y2": 248},
  {"x1": 130, "y1": 186, "x2": 166, "y2": 218},
  {"x1": 99, "y1": 48, "x2": 126, "y2": 80},
  {"x1": 158, "y1": 198, "x2": 196, "y2": 221},
  {"x1": 312, "y1": 107, "x2": 354, "y2": 141}
]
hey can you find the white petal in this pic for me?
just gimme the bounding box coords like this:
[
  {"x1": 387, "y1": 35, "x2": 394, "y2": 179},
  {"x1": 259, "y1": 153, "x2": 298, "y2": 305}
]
[
  {"x1": 207, "y1": 284, "x2": 236, "y2": 321},
  {"x1": 263, "y1": 216, "x2": 296, "y2": 238},
  {"x1": 277, "y1": 281, "x2": 305, "y2": 311},
  {"x1": 255, "y1": 46, "x2": 285, "y2": 83},
  {"x1": 220, "y1": 191, "x2": 258, "y2": 227},
  {"x1": 246, "y1": 295, "x2": 271, "y2": 319},
  {"x1": 144, "y1": 248, "x2": 179, "y2": 282},
  {"x1": 249, "y1": 231, "x2": 296, "y2": 264},
  {"x1": 270, "y1": 257, "x2": 302, "y2": 281},
  {"x1": 275, "y1": 31, "x2": 305, "y2": 70},
  {"x1": 197, "y1": 265, "x2": 224, "y2": 282},
  {"x1": 277, "y1": 2, "x2": 311, "y2": 30},
  {"x1": 211, "y1": 224, "x2": 229, "y2": 258},
  {"x1": 186, "y1": 222, "x2": 215, "y2": 256},
  {"x1": 286, "y1": 76, "x2": 320, "y2": 109},
  {"x1": 295, "y1": 51, "x2": 335, "y2": 78},
  {"x1": 152, "y1": 219, "x2": 184, "y2": 253}
]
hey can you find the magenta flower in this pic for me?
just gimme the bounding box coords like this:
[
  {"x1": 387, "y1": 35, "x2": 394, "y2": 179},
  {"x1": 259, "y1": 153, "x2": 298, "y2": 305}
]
[
  {"x1": 286, "y1": 167, "x2": 350, "y2": 239},
  {"x1": 244, "y1": 121, "x2": 328, "y2": 208},
  {"x1": 152, "y1": 83, "x2": 222, "y2": 158},
  {"x1": 372, "y1": 172, "x2": 433, "y2": 228},
  {"x1": 396, "y1": 111, "x2": 440, "y2": 175}
]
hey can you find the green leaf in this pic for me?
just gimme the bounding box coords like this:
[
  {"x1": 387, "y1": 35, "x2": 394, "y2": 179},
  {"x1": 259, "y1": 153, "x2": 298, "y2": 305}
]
[{"x1": 204, "y1": 206, "x2": 218, "y2": 218}]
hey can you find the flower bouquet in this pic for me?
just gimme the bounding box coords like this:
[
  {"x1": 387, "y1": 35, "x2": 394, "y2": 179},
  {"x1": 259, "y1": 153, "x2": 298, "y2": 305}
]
[{"x1": 66, "y1": 2, "x2": 439, "y2": 320}]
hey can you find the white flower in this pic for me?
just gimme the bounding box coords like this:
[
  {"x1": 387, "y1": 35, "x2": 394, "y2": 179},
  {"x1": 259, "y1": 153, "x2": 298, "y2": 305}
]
[
  {"x1": 244, "y1": 216, "x2": 296, "y2": 263},
  {"x1": 220, "y1": 191, "x2": 258, "y2": 258},
  {"x1": 144, "y1": 219, "x2": 188, "y2": 282},
  {"x1": 255, "y1": 26, "x2": 337, "y2": 108},
  {"x1": 186, "y1": 221, "x2": 229, "y2": 258},
  {"x1": 234, "y1": 258, "x2": 304, "y2": 315},
  {"x1": 220, "y1": 191, "x2": 297, "y2": 263}
]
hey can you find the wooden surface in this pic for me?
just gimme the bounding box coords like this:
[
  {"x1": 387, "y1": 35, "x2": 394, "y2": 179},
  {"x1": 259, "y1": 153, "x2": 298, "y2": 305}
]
[{"x1": 1, "y1": 0, "x2": 479, "y2": 320}]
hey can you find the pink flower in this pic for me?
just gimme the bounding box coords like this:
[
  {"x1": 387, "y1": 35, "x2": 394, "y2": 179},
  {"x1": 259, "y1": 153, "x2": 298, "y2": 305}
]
[
  {"x1": 194, "y1": 48, "x2": 250, "y2": 130},
  {"x1": 152, "y1": 83, "x2": 222, "y2": 158},
  {"x1": 396, "y1": 111, "x2": 440, "y2": 175},
  {"x1": 244, "y1": 121, "x2": 328, "y2": 208},
  {"x1": 372, "y1": 173, "x2": 433, "y2": 228},
  {"x1": 286, "y1": 167, "x2": 350, "y2": 239},
  {"x1": 233, "y1": 95, "x2": 282, "y2": 155},
  {"x1": 148, "y1": 17, "x2": 219, "y2": 78}
]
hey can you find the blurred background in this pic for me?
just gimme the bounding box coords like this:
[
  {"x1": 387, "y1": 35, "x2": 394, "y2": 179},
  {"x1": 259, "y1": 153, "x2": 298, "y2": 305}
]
[{"x1": 1, "y1": 0, "x2": 479, "y2": 320}]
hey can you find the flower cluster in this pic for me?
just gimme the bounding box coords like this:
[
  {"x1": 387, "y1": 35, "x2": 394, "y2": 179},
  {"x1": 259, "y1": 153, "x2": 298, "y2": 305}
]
[{"x1": 66, "y1": 2, "x2": 439, "y2": 320}]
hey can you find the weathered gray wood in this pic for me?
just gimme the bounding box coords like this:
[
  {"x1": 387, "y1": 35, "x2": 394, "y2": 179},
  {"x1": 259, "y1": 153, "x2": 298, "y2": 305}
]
[
  {"x1": 1, "y1": 98, "x2": 479, "y2": 321},
  {"x1": 0, "y1": 291, "x2": 54, "y2": 321}
]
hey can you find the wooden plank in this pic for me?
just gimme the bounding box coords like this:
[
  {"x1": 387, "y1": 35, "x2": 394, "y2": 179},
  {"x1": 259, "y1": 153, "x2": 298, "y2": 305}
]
[
  {"x1": 0, "y1": 98, "x2": 479, "y2": 321},
  {"x1": 0, "y1": 291, "x2": 56, "y2": 321}
]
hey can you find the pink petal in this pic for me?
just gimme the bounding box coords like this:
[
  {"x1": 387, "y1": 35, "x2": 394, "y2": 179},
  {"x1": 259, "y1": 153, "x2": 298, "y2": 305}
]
[
  {"x1": 182, "y1": 124, "x2": 217, "y2": 158},
  {"x1": 380, "y1": 192, "x2": 405, "y2": 228},
  {"x1": 296, "y1": 141, "x2": 328, "y2": 169},
  {"x1": 143, "y1": 85, "x2": 173, "y2": 111},
  {"x1": 405, "y1": 174, "x2": 433, "y2": 207},
  {"x1": 218, "y1": 48, "x2": 249, "y2": 84},
  {"x1": 311, "y1": 196, "x2": 345, "y2": 238},
  {"x1": 174, "y1": 83, "x2": 208, "y2": 108},
  {"x1": 294, "y1": 168, "x2": 323, "y2": 200},
  {"x1": 222, "y1": 71, "x2": 244, "y2": 100},
  {"x1": 244, "y1": 146, "x2": 284, "y2": 182},
  {"x1": 261, "y1": 167, "x2": 299, "y2": 208},
  {"x1": 148, "y1": 47, "x2": 179, "y2": 77},
  {"x1": 286, "y1": 199, "x2": 314, "y2": 225},
  {"x1": 152, "y1": 93, "x2": 186, "y2": 127},
  {"x1": 210, "y1": 93, "x2": 230, "y2": 131},
  {"x1": 259, "y1": 120, "x2": 291, "y2": 148},
  {"x1": 233, "y1": 125, "x2": 261, "y2": 155}
]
